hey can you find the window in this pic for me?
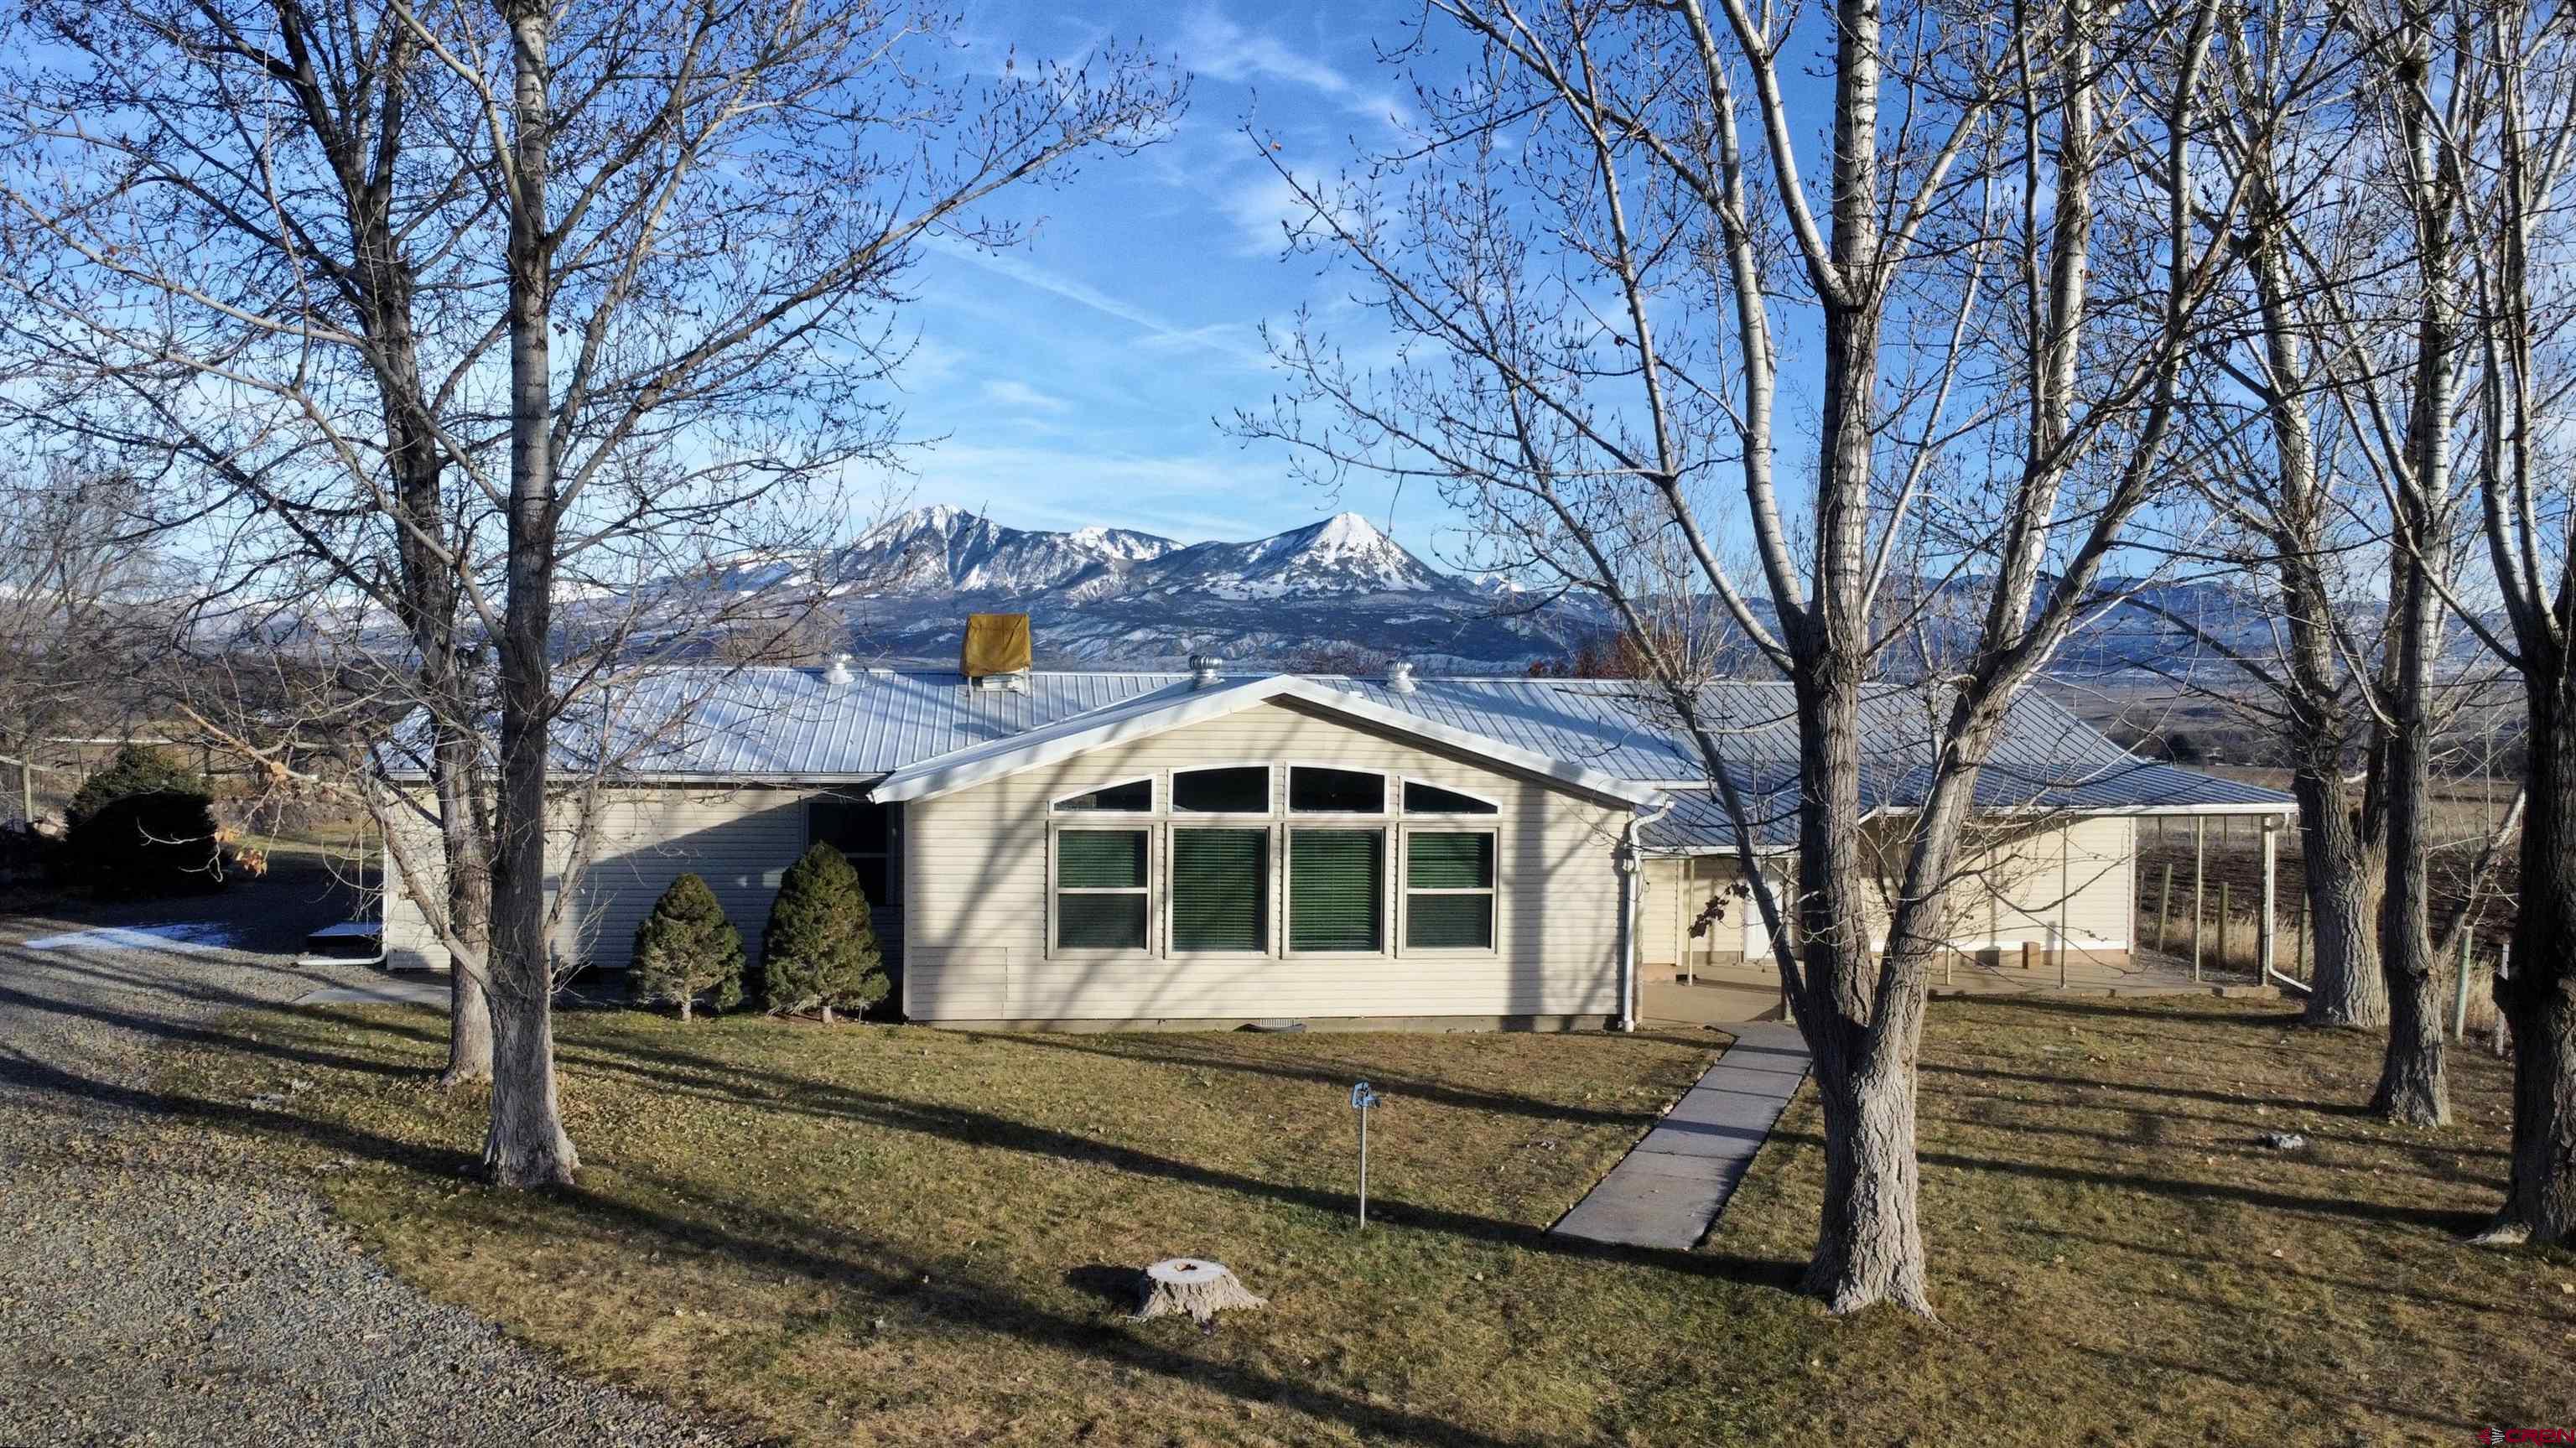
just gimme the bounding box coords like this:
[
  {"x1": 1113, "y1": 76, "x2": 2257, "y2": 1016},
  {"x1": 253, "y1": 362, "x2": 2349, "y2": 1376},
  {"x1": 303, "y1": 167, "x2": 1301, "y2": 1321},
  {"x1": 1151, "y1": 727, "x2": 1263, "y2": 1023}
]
[
  {"x1": 1405, "y1": 832, "x2": 1495, "y2": 950},
  {"x1": 1290, "y1": 828, "x2": 1384, "y2": 951},
  {"x1": 1171, "y1": 828, "x2": 1268, "y2": 951},
  {"x1": 1404, "y1": 781, "x2": 1498, "y2": 815},
  {"x1": 1289, "y1": 766, "x2": 1384, "y2": 813},
  {"x1": 1055, "y1": 779, "x2": 1151, "y2": 812},
  {"x1": 1174, "y1": 766, "x2": 1268, "y2": 813},
  {"x1": 1056, "y1": 830, "x2": 1148, "y2": 949},
  {"x1": 812, "y1": 797, "x2": 900, "y2": 906}
]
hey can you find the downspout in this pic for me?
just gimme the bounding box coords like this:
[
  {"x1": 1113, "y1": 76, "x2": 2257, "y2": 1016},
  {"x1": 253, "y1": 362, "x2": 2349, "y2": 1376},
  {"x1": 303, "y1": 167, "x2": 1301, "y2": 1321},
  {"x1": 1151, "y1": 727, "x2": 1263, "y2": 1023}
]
[{"x1": 1616, "y1": 797, "x2": 1676, "y2": 1032}]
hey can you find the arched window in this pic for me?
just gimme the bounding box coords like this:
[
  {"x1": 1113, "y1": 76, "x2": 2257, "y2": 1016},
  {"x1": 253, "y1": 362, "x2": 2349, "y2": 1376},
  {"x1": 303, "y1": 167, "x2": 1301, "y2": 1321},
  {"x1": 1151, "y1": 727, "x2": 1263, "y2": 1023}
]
[
  {"x1": 1173, "y1": 766, "x2": 1269, "y2": 813},
  {"x1": 1402, "y1": 781, "x2": 1499, "y2": 815},
  {"x1": 1052, "y1": 778, "x2": 1151, "y2": 812},
  {"x1": 1288, "y1": 766, "x2": 1385, "y2": 813}
]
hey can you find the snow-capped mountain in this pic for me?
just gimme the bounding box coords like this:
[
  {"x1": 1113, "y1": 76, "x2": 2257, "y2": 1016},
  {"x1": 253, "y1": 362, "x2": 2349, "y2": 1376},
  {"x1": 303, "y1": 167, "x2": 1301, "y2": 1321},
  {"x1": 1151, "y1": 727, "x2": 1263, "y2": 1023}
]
[
  {"x1": 696, "y1": 505, "x2": 2407, "y2": 677},
  {"x1": 828, "y1": 503, "x2": 1182, "y2": 595},
  {"x1": 794, "y1": 505, "x2": 1586, "y2": 667}
]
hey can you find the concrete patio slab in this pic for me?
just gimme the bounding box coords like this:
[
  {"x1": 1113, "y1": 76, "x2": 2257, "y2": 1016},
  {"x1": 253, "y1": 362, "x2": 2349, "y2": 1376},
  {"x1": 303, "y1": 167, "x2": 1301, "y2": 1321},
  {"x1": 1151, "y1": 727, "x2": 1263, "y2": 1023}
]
[{"x1": 1550, "y1": 1022, "x2": 1810, "y2": 1251}]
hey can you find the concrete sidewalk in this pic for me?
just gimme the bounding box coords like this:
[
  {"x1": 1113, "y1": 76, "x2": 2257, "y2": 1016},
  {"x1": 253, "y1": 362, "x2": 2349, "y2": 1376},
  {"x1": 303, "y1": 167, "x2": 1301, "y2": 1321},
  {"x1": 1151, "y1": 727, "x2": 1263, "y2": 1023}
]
[{"x1": 1550, "y1": 1022, "x2": 1810, "y2": 1251}]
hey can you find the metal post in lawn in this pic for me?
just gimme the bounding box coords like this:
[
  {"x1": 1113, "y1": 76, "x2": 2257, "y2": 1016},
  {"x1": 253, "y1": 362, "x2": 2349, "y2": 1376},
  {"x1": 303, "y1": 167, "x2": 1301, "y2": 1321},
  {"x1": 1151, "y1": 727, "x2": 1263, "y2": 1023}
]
[{"x1": 1350, "y1": 1081, "x2": 1382, "y2": 1227}]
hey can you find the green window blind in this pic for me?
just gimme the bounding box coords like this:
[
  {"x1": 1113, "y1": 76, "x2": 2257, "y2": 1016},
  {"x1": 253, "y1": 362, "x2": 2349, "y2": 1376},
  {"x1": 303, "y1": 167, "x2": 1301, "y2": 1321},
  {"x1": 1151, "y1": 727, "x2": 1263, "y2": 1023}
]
[
  {"x1": 1172, "y1": 829, "x2": 1268, "y2": 951},
  {"x1": 1406, "y1": 832, "x2": 1493, "y2": 889},
  {"x1": 1290, "y1": 828, "x2": 1383, "y2": 952},
  {"x1": 1405, "y1": 832, "x2": 1495, "y2": 949},
  {"x1": 1057, "y1": 830, "x2": 1147, "y2": 950}
]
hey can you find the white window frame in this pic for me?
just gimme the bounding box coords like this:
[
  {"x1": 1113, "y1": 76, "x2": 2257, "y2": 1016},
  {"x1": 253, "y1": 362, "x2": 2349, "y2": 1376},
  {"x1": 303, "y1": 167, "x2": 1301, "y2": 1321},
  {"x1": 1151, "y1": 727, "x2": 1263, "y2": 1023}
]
[
  {"x1": 1162, "y1": 822, "x2": 1279, "y2": 958},
  {"x1": 1397, "y1": 823, "x2": 1502, "y2": 957},
  {"x1": 1047, "y1": 823, "x2": 1155, "y2": 958},
  {"x1": 1283, "y1": 762, "x2": 1393, "y2": 817},
  {"x1": 1167, "y1": 762, "x2": 1276, "y2": 817},
  {"x1": 1048, "y1": 776, "x2": 1156, "y2": 814},
  {"x1": 1283, "y1": 823, "x2": 1394, "y2": 958},
  {"x1": 1395, "y1": 776, "x2": 1504, "y2": 817}
]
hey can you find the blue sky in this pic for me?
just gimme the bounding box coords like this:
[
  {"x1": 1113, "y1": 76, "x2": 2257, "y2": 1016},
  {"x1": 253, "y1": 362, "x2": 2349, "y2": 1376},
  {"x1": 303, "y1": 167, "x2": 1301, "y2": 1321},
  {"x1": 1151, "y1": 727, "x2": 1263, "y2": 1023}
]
[{"x1": 887, "y1": 3, "x2": 1441, "y2": 552}]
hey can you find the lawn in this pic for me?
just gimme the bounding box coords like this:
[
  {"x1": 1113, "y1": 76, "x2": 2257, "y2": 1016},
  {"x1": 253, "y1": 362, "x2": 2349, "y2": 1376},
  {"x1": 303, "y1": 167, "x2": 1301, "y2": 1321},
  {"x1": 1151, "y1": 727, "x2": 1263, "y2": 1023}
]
[{"x1": 163, "y1": 997, "x2": 2574, "y2": 1446}]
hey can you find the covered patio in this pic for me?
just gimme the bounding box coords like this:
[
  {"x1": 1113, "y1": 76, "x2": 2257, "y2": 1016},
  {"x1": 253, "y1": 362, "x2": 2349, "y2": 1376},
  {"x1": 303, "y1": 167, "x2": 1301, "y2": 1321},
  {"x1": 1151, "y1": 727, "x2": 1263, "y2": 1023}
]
[{"x1": 1632, "y1": 796, "x2": 2301, "y2": 1026}]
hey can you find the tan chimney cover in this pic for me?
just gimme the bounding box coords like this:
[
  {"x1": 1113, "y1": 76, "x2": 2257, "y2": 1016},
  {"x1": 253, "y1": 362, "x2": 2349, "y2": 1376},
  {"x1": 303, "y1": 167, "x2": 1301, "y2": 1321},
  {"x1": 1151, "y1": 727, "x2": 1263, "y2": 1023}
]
[{"x1": 962, "y1": 612, "x2": 1032, "y2": 679}]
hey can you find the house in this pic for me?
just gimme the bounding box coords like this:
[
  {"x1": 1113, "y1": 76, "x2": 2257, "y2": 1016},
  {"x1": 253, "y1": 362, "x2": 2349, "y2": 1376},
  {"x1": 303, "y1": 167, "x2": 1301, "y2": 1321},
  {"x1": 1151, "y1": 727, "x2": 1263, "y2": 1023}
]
[{"x1": 379, "y1": 646, "x2": 2294, "y2": 1029}]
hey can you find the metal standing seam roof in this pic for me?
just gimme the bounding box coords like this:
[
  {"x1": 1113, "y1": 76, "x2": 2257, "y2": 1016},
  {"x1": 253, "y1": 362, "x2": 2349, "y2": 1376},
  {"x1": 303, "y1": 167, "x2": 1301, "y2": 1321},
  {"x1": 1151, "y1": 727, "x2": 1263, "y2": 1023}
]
[
  {"x1": 868, "y1": 674, "x2": 1664, "y2": 806},
  {"x1": 382, "y1": 667, "x2": 2294, "y2": 848}
]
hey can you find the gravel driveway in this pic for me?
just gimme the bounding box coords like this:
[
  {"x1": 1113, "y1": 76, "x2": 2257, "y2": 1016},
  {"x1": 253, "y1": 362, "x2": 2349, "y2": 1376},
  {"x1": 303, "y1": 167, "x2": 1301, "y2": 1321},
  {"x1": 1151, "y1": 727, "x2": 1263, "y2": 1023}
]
[{"x1": 0, "y1": 863, "x2": 736, "y2": 1447}]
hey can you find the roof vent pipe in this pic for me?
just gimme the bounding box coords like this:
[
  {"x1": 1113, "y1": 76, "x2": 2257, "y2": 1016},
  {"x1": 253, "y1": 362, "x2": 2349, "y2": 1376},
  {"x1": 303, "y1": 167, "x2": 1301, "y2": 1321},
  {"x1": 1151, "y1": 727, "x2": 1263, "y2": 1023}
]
[
  {"x1": 824, "y1": 653, "x2": 854, "y2": 688},
  {"x1": 1385, "y1": 661, "x2": 1416, "y2": 694},
  {"x1": 1189, "y1": 652, "x2": 1225, "y2": 688}
]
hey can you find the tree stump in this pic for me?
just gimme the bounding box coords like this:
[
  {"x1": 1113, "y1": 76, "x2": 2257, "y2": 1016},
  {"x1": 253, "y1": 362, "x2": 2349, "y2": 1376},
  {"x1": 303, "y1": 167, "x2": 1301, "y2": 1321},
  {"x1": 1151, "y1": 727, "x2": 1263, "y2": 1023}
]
[{"x1": 1130, "y1": 1258, "x2": 1265, "y2": 1326}]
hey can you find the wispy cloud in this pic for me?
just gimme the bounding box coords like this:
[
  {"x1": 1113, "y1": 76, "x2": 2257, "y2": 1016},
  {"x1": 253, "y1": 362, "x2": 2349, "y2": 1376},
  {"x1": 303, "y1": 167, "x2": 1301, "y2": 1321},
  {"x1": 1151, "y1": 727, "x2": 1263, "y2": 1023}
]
[
  {"x1": 979, "y1": 378, "x2": 1072, "y2": 415},
  {"x1": 1177, "y1": 6, "x2": 1410, "y2": 125},
  {"x1": 923, "y1": 235, "x2": 1272, "y2": 371}
]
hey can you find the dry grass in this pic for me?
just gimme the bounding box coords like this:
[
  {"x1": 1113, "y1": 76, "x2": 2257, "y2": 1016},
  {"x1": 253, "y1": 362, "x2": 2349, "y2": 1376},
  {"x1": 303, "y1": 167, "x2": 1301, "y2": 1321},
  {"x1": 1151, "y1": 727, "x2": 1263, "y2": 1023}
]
[{"x1": 162, "y1": 998, "x2": 2574, "y2": 1446}]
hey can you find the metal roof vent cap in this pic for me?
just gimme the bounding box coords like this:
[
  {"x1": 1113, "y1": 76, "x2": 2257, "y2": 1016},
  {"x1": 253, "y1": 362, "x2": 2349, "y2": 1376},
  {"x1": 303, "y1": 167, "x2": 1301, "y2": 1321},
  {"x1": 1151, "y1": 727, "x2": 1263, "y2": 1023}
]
[
  {"x1": 1386, "y1": 661, "x2": 1416, "y2": 694},
  {"x1": 823, "y1": 653, "x2": 854, "y2": 688},
  {"x1": 1188, "y1": 652, "x2": 1225, "y2": 688}
]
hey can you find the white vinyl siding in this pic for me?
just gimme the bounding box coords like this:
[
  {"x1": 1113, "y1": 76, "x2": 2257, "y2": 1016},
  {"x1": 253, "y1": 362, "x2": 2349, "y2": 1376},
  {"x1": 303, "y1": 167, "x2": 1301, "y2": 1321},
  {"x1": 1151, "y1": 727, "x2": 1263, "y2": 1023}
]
[
  {"x1": 1634, "y1": 814, "x2": 2140, "y2": 970},
  {"x1": 380, "y1": 784, "x2": 894, "y2": 973},
  {"x1": 902, "y1": 698, "x2": 1630, "y2": 1023}
]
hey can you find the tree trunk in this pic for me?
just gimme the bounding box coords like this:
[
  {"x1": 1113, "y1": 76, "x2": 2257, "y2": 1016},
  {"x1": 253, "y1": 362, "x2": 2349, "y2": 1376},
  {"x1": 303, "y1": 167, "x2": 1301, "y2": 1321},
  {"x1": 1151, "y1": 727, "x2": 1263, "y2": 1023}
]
[
  {"x1": 483, "y1": 0, "x2": 576, "y2": 1188},
  {"x1": 1786, "y1": 644, "x2": 1933, "y2": 1311},
  {"x1": 2293, "y1": 765, "x2": 2386, "y2": 1028},
  {"x1": 2371, "y1": 23, "x2": 2454, "y2": 1126},
  {"x1": 434, "y1": 741, "x2": 493, "y2": 1085},
  {"x1": 2495, "y1": 671, "x2": 2576, "y2": 1243},
  {"x1": 1802, "y1": 994, "x2": 1931, "y2": 1313},
  {"x1": 342, "y1": 41, "x2": 493, "y2": 1087},
  {"x1": 2371, "y1": 541, "x2": 2448, "y2": 1125}
]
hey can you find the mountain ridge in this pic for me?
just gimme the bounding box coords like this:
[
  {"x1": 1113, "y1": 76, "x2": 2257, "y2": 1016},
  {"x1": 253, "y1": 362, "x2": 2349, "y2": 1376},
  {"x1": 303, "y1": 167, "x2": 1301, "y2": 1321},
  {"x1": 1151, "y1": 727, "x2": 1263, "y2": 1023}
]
[{"x1": 711, "y1": 505, "x2": 2339, "y2": 675}]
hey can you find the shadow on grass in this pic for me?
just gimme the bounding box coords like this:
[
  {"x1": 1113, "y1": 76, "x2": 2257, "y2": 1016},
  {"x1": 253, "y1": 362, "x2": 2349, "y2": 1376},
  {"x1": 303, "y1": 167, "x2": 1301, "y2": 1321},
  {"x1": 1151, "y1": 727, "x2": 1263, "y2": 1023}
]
[
  {"x1": 5, "y1": 1003, "x2": 1807, "y2": 1448},
  {"x1": 553, "y1": 1030, "x2": 1803, "y2": 1290},
  {"x1": 956, "y1": 1028, "x2": 1697, "y2": 1129},
  {"x1": 1920, "y1": 1059, "x2": 2378, "y2": 1118},
  {"x1": 1765, "y1": 1118, "x2": 2493, "y2": 1234},
  {"x1": 555, "y1": 1161, "x2": 1586, "y2": 1448}
]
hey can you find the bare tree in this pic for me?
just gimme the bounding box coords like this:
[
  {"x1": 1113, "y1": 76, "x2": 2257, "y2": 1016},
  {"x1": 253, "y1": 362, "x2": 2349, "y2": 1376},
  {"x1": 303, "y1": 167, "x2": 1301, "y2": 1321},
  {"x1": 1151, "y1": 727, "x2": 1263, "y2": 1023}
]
[
  {"x1": 0, "y1": 454, "x2": 169, "y2": 822},
  {"x1": 2123, "y1": 0, "x2": 2392, "y2": 1029},
  {"x1": 3, "y1": 0, "x2": 1182, "y2": 1186},
  {"x1": 397, "y1": 0, "x2": 1182, "y2": 1185},
  {"x1": 1243, "y1": 0, "x2": 2249, "y2": 1311},
  {"x1": 0, "y1": 0, "x2": 512, "y2": 1082},
  {"x1": 2442, "y1": 0, "x2": 2576, "y2": 1246}
]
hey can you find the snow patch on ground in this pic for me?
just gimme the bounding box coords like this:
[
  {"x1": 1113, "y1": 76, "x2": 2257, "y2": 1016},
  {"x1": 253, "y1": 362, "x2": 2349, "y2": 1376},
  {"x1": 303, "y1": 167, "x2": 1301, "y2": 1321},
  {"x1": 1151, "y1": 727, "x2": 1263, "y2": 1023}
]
[{"x1": 21, "y1": 922, "x2": 247, "y2": 954}]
